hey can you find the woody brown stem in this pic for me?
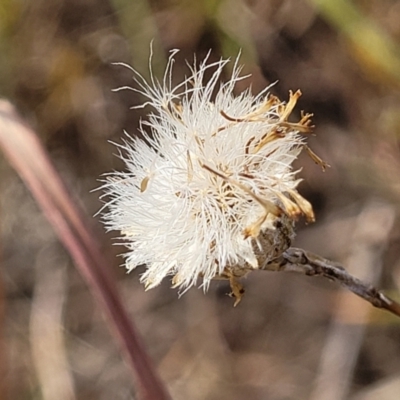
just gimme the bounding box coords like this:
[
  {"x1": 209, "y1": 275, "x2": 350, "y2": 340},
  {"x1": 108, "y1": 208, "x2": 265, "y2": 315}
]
[{"x1": 263, "y1": 247, "x2": 400, "y2": 318}]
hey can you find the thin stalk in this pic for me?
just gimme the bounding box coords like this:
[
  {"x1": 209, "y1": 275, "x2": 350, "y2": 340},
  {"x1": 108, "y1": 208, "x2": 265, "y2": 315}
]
[
  {"x1": 0, "y1": 100, "x2": 172, "y2": 400},
  {"x1": 264, "y1": 247, "x2": 400, "y2": 318}
]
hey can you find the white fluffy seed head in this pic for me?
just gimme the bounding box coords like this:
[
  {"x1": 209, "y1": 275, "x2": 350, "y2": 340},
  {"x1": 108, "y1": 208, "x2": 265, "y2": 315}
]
[{"x1": 100, "y1": 51, "x2": 322, "y2": 294}]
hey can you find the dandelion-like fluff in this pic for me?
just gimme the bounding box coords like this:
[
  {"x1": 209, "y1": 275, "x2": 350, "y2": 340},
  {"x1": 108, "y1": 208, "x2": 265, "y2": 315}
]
[{"x1": 100, "y1": 50, "x2": 326, "y2": 304}]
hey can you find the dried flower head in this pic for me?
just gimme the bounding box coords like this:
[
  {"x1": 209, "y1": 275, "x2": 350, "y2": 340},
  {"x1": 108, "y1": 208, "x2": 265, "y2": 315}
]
[{"x1": 101, "y1": 51, "x2": 325, "y2": 303}]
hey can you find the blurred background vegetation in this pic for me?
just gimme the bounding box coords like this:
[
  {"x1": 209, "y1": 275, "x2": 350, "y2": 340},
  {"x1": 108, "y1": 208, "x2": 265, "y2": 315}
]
[{"x1": 1, "y1": 0, "x2": 400, "y2": 399}]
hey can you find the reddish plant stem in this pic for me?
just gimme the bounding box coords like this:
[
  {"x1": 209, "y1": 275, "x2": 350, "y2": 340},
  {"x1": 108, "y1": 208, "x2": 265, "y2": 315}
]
[{"x1": 0, "y1": 101, "x2": 171, "y2": 400}]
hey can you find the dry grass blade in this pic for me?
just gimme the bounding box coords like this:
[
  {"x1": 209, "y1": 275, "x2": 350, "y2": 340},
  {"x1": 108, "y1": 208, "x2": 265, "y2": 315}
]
[
  {"x1": 309, "y1": 201, "x2": 395, "y2": 400},
  {"x1": 0, "y1": 100, "x2": 171, "y2": 400},
  {"x1": 30, "y1": 258, "x2": 75, "y2": 400}
]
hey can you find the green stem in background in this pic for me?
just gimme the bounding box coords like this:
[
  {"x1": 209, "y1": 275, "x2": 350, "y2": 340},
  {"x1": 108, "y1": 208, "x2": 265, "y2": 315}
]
[{"x1": 309, "y1": 0, "x2": 400, "y2": 87}]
